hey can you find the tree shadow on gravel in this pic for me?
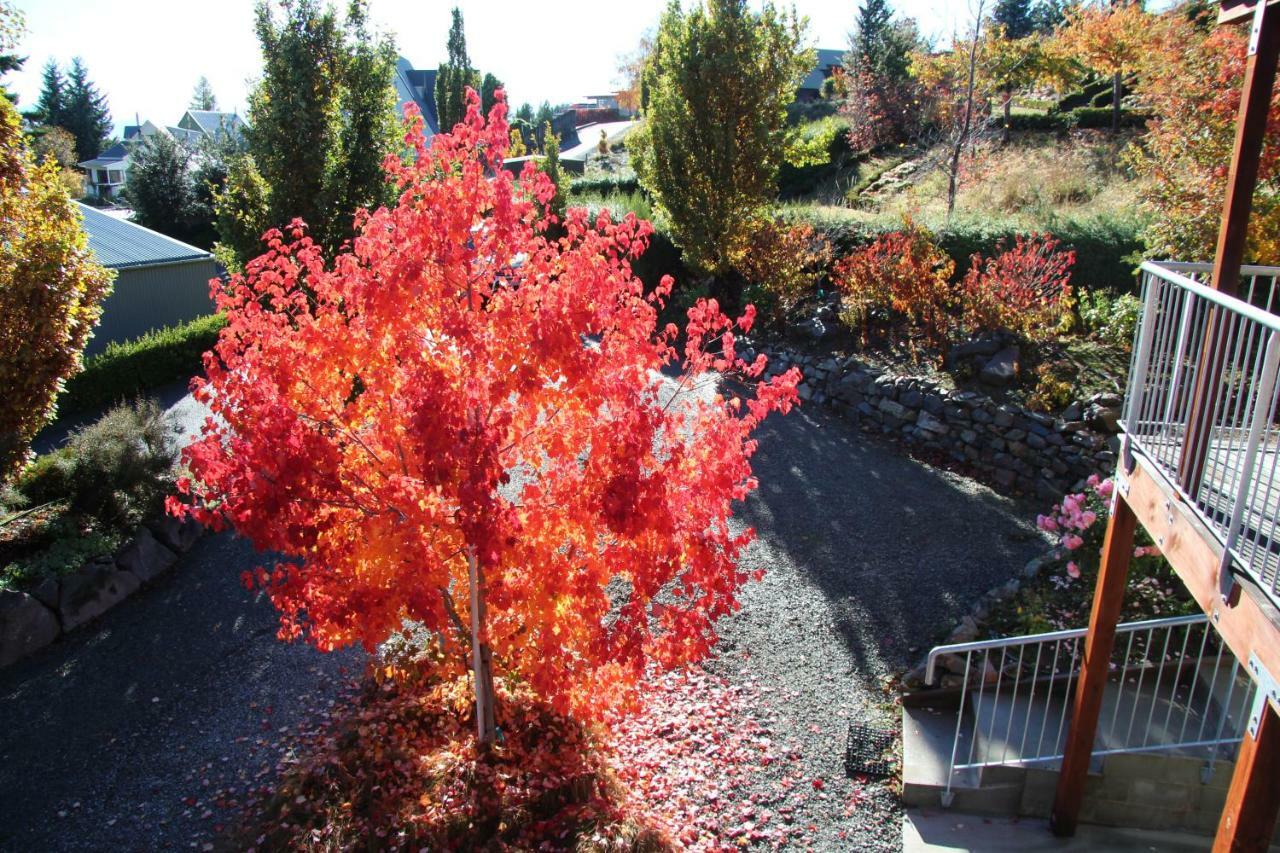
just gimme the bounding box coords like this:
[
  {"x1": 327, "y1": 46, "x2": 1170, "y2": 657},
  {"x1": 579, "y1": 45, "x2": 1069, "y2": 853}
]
[{"x1": 736, "y1": 402, "x2": 1048, "y2": 688}]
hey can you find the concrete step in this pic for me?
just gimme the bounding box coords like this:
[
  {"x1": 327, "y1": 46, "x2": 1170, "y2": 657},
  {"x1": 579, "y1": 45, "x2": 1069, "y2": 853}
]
[
  {"x1": 903, "y1": 808, "x2": 1218, "y2": 852},
  {"x1": 903, "y1": 703, "x2": 1025, "y2": 814}
]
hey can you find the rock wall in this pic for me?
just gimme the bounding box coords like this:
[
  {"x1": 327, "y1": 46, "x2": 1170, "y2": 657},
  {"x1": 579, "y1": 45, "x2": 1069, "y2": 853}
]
[
  {"x1": 0, "y1": 516, "x2": 203, "y2": 668},
  {"x1": 759, "y1": 346, "x2": 1121, "y2": 500}
]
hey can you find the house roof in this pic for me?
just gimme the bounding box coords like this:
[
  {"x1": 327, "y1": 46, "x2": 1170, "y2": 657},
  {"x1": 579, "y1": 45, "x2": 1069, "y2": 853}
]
[
  {"x1": 394, "y1": 56, "x2": 440, "y2": 136},
  {"x1": 74, "y1": 202, "x2": 213, "y2": 270},
  {"x1": 184, "y1": 110, "x2": 246, "y2": 136},
  {"x1": 78, "y1": 142, "x2": 130, "y2": 169},
  {"x1": 800, "y1": 48, "x2": 846, "y2": 92}
]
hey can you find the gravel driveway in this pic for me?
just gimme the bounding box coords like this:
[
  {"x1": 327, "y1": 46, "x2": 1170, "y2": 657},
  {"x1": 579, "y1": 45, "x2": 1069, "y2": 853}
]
[
  {"x1": 1, "y1": 389, "x2": 1044, "y2": 851},
  {"x1": 705, "y1": 400, "x2": 1046, "y2": 850}
]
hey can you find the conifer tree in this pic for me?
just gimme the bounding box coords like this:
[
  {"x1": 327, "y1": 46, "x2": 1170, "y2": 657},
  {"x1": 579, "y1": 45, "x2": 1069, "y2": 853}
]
[
  {"x1": 190, "y1": 76, "x2": 218, "y2": 111},
  {"x1": 433, "y1": 7, "x2": 478, "y2": 131},
  {"x1": 480, "y1": 72, "x2": 502, "y2": 115},
  {"x1": 33, "y1": 59, "x2": 66, "y2": 127},
  {"x1": 62, "y1": 57, "x2": 111, "y2": 161}
]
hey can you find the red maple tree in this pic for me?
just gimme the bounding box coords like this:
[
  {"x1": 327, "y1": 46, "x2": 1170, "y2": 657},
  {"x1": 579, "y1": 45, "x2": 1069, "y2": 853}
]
[{"x1": 171, "y1": 91, "x2": 799, "y2": 742}]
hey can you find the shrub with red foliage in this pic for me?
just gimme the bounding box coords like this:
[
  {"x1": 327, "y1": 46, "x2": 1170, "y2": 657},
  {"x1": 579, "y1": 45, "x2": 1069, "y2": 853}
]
[
  {"x1": 831, "y1": 223, "x2": 955, "y2": 354},
  {"x1": 959, "y1": 234, "x2": 1074, "y2": 342}
]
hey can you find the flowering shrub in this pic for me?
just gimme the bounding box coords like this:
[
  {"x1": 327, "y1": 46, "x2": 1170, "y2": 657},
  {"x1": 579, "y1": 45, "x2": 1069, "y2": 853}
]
[
  {"x1": 832, "y1": 223, "x2": 955, "y2": 354},
  {"x1": 959, "y1": 234, "x2": 1074, "y2": 343},
  {"x1": 734, "y1": 218, "x2": 833, "y2": 324},
  {"x1": 993, "y1": 474, "x2": 1194, "y2": 636}
]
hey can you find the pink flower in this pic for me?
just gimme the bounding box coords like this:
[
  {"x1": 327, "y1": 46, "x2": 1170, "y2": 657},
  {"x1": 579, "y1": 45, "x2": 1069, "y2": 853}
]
[
  {"x1": 1080, "y1": 510, "x2": 1097, "y2": 528},
  {"x1": 1095, "y1": 479, "x2": 1114, "y2": 498},
  {"x1": 1063, "y1": 534, "x2": 1084, "y2": 550},
  {"x1": 1037, "y1": 514, "x2": 1059, "y2": 533},
  {"x1": 1086, "y1": 474, "x2": 1100, "y2": 488},
  {"x1": 1066, "y1": 561, "x2": 1081, "y2": 579}
]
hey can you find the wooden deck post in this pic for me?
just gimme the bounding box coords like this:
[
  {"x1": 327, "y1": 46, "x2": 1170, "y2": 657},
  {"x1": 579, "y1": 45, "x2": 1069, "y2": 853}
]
[
  {"x1": 1213, "y1": 702, "x2": 1280, "y2": 852},
  {"x1": 1050, "y1": 495, "x2": 1138, "y2": 837},
  {"x1": 1178, "y1": 2, "x2": 1280, "y2": 497}
]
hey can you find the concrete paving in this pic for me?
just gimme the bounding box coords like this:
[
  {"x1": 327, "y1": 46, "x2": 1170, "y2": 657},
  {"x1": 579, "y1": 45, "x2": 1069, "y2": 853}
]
[{"x1": 904, "y1": 809, "x2": 1217, "y2": 852}]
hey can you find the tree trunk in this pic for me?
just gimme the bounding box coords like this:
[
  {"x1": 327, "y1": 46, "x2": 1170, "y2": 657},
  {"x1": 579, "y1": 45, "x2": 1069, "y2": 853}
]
[
  {"x1": 467, "y1": 547, "x2": 497, "y2": 747},
  {"x1": 948, "y1": 2, "x2": 985, "y2": 219},
  {"x1": 1002, "y1": 88, "x2": 1012, "y2": 145},
  {"x1": 1112, "y1": 72, "x2": 1121, "y2": 134}
]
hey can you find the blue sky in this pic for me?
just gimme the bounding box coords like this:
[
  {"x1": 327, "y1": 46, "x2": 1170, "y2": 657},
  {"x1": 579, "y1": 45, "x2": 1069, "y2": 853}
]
[{"x1": 6, "y1": 0, "x2": 1043, "y2": 135}]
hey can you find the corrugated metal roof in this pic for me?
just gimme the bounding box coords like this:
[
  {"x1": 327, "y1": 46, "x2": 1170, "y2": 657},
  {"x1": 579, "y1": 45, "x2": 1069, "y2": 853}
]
[{"x1": 74, "y1": 202, "x2": 213, "y2": 270}]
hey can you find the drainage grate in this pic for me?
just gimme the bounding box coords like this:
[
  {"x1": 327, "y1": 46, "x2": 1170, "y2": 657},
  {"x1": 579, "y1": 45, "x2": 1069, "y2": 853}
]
[{"x1": 844, "y1": 722, "x2": 896, "y2": 778}]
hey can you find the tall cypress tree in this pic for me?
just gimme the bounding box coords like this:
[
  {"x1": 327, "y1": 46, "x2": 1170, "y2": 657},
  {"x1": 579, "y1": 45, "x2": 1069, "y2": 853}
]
[
  {"x1": 63, "y1": 58, "x2": 111, "y2": 161},
  {"x1": 324, "y1": 0, "x2": 398, "y2": 239},
  {"x1": 993, "y1": 0, "x2": 1035, "y2": 39},
  {"x1": 433, "y1": 7, "x2": 478, "y2": 131},
  {"x1": 480, "y1": 72, "x2": 503, "y2": 116},
  {"x1": 33, "y1": 59, "x2": 66, "y2": 127},
  {"x1": 215, "y1": 0, "x2": 397, "y2": 266}
]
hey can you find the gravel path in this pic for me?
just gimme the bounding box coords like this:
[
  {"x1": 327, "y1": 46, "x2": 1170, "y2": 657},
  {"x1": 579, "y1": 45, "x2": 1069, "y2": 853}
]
[
  {"x1": 2, "y1": 387, "x2": 1044, "y2": 851},
  {"x1": 0, "y1": 534, "x2": 363, "y2": 852},
  {"x1": 704, "y1": 400, "x2": 1047, "y2": 851}
]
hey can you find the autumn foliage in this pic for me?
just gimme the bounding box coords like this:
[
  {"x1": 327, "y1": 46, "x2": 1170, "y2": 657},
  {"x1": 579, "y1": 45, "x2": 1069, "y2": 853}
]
[
  {"x1": 960, "y1": 234, "x2": 1074, "y2": 342},
  {"x1": 1127, "y1": 13, "x2": 1280, "y2": 263},
  {"x1": 831, "y1": 223, "x2": 955, "y2": 351},
  {"x1": 0, "y1": 91, "x2": 113, "y2": 482},
  {"x1": 172, "y1": 90, "x2": 799, "y2": 725}
]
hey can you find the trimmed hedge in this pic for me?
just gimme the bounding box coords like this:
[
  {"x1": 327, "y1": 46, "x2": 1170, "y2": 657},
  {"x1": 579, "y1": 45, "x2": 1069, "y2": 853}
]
[
  {"x1": 569, "y1": 174, "x2": 641, "y2": 198},
  {"x1": 779, "y1": 210, "x2": 1145, "y2": 293},
  {"x1": 1004, "y1": 107, "x2": 1149, "y2": 132},
  {"x1": 58, "y1": 314, "x2": 226, "y2": 418}
]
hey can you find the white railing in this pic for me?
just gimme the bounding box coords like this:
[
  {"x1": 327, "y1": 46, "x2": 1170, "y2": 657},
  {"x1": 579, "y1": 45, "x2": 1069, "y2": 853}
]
[
  {"x1": 1125, "y1": 261, "x2": 1280, "y2": 606},
  {"x1": 925, "y1": 614, "x2": 1254, "y2": 805}
]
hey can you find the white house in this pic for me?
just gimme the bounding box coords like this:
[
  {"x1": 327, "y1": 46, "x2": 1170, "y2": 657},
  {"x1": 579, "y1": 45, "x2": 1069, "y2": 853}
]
[{"x1": 78, "y1": 110, "x2": 246, "y2": 202}]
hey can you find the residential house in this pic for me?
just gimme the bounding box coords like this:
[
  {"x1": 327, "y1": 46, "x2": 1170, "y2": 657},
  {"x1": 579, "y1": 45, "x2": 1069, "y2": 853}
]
[
  {"x1": 796, "y1": 48, "x2": 845, "y2": 101},
  {"x1": 393, "y1": 56, "x2": 440, "y2": 139},
  {"x1": 75, "y1": 202, "x2": 217, "y2": 355},
  {"x1": 78, "y1": 110, "x2": 246, "y2": 202}
]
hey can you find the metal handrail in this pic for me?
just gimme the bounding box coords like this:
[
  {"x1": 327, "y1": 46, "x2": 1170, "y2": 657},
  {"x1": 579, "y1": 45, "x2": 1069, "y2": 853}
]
[
  {"x1": 922, "y1": 613, "x2": 1254, "y2": 807},
  {"x1": 1126, "y1": 261, "x2": 1280, "y2": 606},
  {"x1": 924, "y1": 613, "x2": 1209, "y2": 686},
  {"x1": 1138, "y1": 261, "x2": 1280, "y2": 335}
]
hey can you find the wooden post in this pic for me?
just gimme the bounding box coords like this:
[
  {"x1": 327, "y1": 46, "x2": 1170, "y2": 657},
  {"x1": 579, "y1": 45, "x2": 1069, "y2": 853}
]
[
  {"x1": 1178, "y1": 2, "x2": 1280, "y2": 497},
  {"x1": 1213, "y1": 703, "x2": 1280, "y2": 852},
  {"x1": 1050, "y1": 495, "x2": 1138, "y2": 837}
]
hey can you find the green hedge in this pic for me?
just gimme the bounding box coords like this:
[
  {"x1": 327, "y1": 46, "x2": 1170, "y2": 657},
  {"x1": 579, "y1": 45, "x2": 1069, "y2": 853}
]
[
  {"x1": 569, "y1": 174, "x2": 641, "y2": 198},
  {"x1": 1004, "y1": 107, "x2": 1149, "y2": 132},
  {"x1": 58, "y1": 313, "x2": 226, "y2": 418},
  {"x1": 781, "y1": 210, "x2": 1144, "y2": 292}
]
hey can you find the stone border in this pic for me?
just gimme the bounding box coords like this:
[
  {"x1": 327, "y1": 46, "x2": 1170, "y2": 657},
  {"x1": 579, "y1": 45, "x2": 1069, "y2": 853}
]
[
  {"x1": 901, "y1": 549, "x2": 1062, "y2": 690},
  {"x1": 755, "y1": 345, "x2": 1121, "y2": 500},
  {"x1": 0, "y1": 515, "x2": 205, "y2": 668}
]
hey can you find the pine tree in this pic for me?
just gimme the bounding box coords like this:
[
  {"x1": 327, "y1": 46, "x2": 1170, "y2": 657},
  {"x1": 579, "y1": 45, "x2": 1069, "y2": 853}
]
[
  {"x1": 533, "y1": 100, "x2": 554, "y2": 149},
  {"x1": 480, "y1": 72, "x2": 502, "y2": 116},
  {"x1": 515, "y1": 102, "x2": 534, "y2": 123},
  {"x1": 62, "y1": 57, "x2": 111, "y2": 161},
  {"x1": 190, "y1": 76, "x2": 218, "y2": 111},
  {"x1": 849, "y1": 0, "x2": 909, "y2": 81},
  {"x1": 33, "y1": 59, "x2": 65, "y2": 126},
  {"x1": 993, "y1": 0, "x2": 1035, "y2": 40},
  {"x1": 433, "y1": 7, "x2": 478, "y2": 131},
  {"x1": 0, "y1": 1, "x2": 21, "y2": 102}
]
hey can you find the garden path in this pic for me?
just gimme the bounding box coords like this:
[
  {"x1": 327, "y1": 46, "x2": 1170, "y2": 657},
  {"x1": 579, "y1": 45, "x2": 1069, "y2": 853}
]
[{"x1": 0, "y1": 388, "x2": 1045, "y2": 851}]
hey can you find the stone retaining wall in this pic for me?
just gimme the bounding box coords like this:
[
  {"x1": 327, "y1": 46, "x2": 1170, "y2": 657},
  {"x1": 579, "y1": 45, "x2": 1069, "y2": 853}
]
[
  {"x1": 0, "y1": 515, "x2": 204, "y2": 668},
  {"x1": 759, "y1": 346, "x2": 1121, "y2": 500}
]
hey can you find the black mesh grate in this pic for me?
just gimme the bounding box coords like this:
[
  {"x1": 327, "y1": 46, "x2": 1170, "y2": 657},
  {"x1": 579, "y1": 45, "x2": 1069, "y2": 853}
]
[{"x1": 844, "y1": 722, "x2": 896, "y2": 778}]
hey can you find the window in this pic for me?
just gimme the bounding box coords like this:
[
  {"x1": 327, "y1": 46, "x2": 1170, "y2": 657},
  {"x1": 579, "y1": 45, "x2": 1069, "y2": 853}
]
[
  {"x1": 108, "y1": 170, "x2": 122, "y2": 184},
  {"x1": 96, "y1": 169, "x2": 108, "y2": 184}
]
